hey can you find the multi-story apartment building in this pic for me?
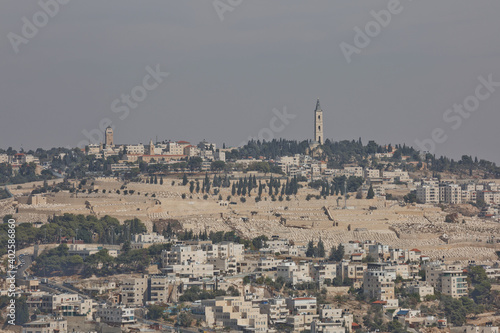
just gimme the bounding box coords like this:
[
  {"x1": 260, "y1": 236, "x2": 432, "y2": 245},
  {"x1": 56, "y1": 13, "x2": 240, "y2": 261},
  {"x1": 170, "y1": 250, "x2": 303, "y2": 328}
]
[
  {"x1": 416, "y1": 185, "x2": 439, "y2": 204},
  {"x1": 477, "y1": 191, "x2": 500, "y2": 205},
  {"x1": 96, "y1": 305, "x2": 136, "y2": 325},
  {"x1": 207, "y1": 256, "x2": 238, "y2": 275},
  {"x1": 0, "y1": 153, "x2": 9, "y2": 163},
  {"x1": 214, "y1": 150, "x2": 226, "y2": 161},
  {"x1": 389, "y1": 248, "x2": 421, "y2": 264},
  {"x1": 363, "y1": 270, "x2": 395, "y2": 301},
  {"x1": 368, "y1": 243, "x2": 390, "y2": 261},
  {"x1": 133, "y1": 232, "x2": 166, "y2": 244},
  {"x1": 311, "y1": 263, "x2": 337, "y2": 284},
  {"x1": 198, "y1": 141, "x2": 216, "y2": 152},
  {"x1": 341, "y1": 242, "x2": 363, "y2": 256},
  {"x1": 310, "y1": 320, "x2": 346, "y2": 333},
  {"x1": 381, "y1": 169, "x2": 410, "y2": 182},
  {"x1": 125, "y1": 144, "x2": 144, "y2": 155},
  {"x1": 148, "y1": 276, "x2": 171, "y2": 304},
  {"x1": 313, "y1": 305, "x2": 354, "y2": 333},
  {"x1": 161, "y1": 244, "x2": 207, "y2": 266},
  {"x1": 424, "y1": 262, "x2": 468, "y2": 298},
  {"x1": 441, "y1": 183, "x2": 462, "y2": 204},
  {"x1": 460, "y1": 183, "x2": 479, "y2": 202},
  {"x1": 163, "y1": 261, "x2": 214, "y2": 278},
  {"x1": 441, "y1": 270, "x2": 468, "y2": 298},
  {"x1": 192, "y1": 296, "x2": 268, "y2": 332},
  {"x1": 286, "y1": 296, "x2": 317, "y2": 316},
  {"x1": 183, "y1": 145, "x2": 200, "y2": 157},
  {"x1": 277, "y1": 155, "x2": 301, "y2": 174},
  {"x1": 9, "y1": 153, "x2": 40, "y2": 166},
  {"x1": 120, "y1": 277, "x2": 147, "y2": 306},
  {"x1": 451, "y1": 326, "x2": 499, "y2": 333},
  {"x1": 199, "y1": 241, "x2": 244, "y2": 261},
  {"x1": 265, "y1": 236, "x2": 290, "y2": 252},
  {"x1": 344, "y1": 166, "x2": 364, "y2": 177},
  {"x1": 259, "y1": 298, "x2": 289, "y2": 324},
  {"x1": 40, "y1": 294, "x2": 80, "y2": 316},
  {"x1": 257, "y1": 257, "x2": 282, "y2": 272},
  {"x1": 337, "y1": 261, "x2": 367, "y2": 287},
  {"x1": 166, "y1": 141, "x2": 184, "y2": 155},
  {"x1": 404, "y1": 281, "x2": 435, "y2": 300},
  {"x1": 68, "y1": 244, "x2": 119, "y2": 258},
  {"x1": 275, "y1": 261, "x2": 312, "y2": 285},
  {"x1": 22, "y1": 316, "x2": 68, "y2": 333},
  {"x1": 364, "y1": 169, "x2": 381, "y2": 179},
  {"x1": 415, "y1": 181, "x2": 500, "y2": 205},
  {"x1": 110, "y1": 163, "x2": 133, "y2": 173}
]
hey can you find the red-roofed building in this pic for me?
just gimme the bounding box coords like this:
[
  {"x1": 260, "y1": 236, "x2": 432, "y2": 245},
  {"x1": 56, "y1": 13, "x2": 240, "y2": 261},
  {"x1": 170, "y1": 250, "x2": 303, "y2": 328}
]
[
  {"x1": 286, "y1": 297, "x2": 317, "y2": 315},
  {"x1": 372, "y1": 300, "x2": 387, "y2": 305}
]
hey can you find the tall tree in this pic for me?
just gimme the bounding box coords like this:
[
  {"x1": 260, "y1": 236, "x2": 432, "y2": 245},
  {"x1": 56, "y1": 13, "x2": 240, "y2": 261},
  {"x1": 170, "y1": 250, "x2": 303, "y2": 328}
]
[
  {"x1": 317, "y1": 238, "x2": 325, "y2": 257},
  {"x1": 306, "y1": 240, "x2": 316, "y2": 257},
  {"x1": 367, "y1": 185, "x2": 375, "y2": 199}
]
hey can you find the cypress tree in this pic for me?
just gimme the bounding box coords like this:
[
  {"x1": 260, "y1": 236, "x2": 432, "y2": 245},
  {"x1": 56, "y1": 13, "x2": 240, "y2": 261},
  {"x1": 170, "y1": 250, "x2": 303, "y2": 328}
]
[{"x1": 367, "y1": 185, "x2": 375, "y2": 199}]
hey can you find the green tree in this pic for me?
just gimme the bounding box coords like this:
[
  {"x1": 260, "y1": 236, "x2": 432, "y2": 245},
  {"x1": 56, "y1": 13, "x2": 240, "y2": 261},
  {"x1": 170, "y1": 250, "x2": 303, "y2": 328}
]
[
  {"x1": 367, "y1": 185, "x2": 375, "y2": 199},
  {"x1": 306, "y1": 240, "x2": 316, "y2": 257},
  {"x1": 329, "y1": 244, "x2": 344, "y2": 262},
  {"x1": 188, "y1": 157, "x2": 203, "y2": 171},
  {"x1": 147, "y1": 304, "x2": 165, "y2": 320},
  {"x1": 15, "y1": 296, "x2": 29, "y2": 325},
  {"x1": 182, "y1": 174, "x2": 188, "y2": 186},
  {"x1": 178, "y1": 312, "x2": 193, "y2": 327},
  {"x1": 3, "y1": 214, "x2": 13, "y2": 223},
  {"x1": 211, "y1": 161, "x2": 226, "y2": 172},
  {"x1": 317, "y1": 238, "x2": 326, "y2": 257}
]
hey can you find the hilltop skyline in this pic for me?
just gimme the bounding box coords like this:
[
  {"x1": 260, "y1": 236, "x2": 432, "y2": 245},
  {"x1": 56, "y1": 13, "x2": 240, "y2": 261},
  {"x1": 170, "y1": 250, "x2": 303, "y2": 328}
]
[{"x1": 1, "y1": 1, "x2": 500, "y2": 164}]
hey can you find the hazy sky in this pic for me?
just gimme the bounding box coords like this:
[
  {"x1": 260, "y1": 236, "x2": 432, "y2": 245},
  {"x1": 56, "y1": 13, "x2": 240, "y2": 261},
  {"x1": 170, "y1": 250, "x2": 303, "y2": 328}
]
[{"x1": 1, "y1": 1, "x2": 499, "y2": 163}]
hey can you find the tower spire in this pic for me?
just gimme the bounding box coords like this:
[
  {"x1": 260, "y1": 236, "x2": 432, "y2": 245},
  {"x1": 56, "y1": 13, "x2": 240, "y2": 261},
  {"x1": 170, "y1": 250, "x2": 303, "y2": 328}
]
[
  {"x1": 314, "y1": 99, "x2": 324, "y2": 145},
  {"x1": 315, "y1": 98, "x2": 321, "y2": 111}
]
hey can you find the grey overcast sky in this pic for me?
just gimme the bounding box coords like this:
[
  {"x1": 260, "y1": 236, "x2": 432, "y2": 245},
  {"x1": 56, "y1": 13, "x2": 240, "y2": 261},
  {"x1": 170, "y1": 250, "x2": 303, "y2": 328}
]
[{"x1": 1, "y1": 1, "x2": 499, "y2": 163}]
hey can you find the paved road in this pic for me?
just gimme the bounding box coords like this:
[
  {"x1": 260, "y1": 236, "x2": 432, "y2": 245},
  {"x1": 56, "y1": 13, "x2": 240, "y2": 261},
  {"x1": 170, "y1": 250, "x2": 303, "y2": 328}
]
[
  {"x1": 15, "y1": 254, "x2": 32, "y2": 281},
  {"x1": 45, "y1": 282, "x2": 89, "y2": 299}
]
